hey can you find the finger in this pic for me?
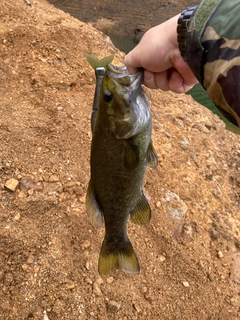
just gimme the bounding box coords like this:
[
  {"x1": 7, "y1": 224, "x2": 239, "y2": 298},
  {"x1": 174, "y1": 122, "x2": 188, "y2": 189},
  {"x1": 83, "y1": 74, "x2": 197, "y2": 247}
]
[
  {"x1": 143, "y1": 70, "x2": 169, "y2": 90},
  {"x1": 168, "y1": 70, "x2": 186, "y2": 93},
  {"x1": 124, "y1": 51, "x2": 142, "y2": 74}
]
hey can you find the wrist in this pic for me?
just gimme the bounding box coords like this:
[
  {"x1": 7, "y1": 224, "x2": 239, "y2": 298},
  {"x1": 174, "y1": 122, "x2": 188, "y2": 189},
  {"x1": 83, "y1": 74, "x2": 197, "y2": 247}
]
[{"x1": 177, "y1": 4, "x2": 199, "y2": 62}]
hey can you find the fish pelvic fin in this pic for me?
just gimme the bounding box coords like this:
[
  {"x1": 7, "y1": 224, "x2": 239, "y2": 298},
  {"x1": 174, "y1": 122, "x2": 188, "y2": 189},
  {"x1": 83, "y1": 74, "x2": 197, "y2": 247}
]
[
  {"x1": 147, "y1": 141, "x2": 158, "y2": 169},
  {"x1": 86, "y1": 179, "x2": 103, "y2": 228},
  {"x1": 130, "y1": 193, "x2": 151, "y2": 225},
  {"x1": 85, "y1": 53, "x2": 114, "y2": 70},
  {"x1": 98, "y1": 239, "x2": 140, "y2": 276}
]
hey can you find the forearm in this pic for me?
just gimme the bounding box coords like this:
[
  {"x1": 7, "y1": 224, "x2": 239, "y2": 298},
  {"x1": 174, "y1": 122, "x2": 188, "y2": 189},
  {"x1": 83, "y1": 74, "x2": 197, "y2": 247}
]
[{"x1": 182, "y1": 0, "x2": 240, "y2": 126}]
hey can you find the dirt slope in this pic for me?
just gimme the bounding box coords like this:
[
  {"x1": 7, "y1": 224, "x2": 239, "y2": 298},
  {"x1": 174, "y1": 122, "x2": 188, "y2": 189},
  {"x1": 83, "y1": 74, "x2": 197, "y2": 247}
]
[{"x1": 0, "y1": 1, "x2": 239, "y2": 319}]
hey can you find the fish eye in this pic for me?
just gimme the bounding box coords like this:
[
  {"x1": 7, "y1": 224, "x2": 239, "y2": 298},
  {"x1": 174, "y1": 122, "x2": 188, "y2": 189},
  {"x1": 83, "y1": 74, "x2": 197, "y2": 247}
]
[{"x1": 104, "y1": 89, "x2": 113, "y2": 102}]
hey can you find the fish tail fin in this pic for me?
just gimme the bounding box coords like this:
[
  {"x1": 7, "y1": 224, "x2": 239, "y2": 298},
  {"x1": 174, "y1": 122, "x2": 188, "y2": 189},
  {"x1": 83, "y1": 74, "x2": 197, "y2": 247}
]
[{"x1": 98, "y1": 239, "x2": 140, "y2": 276}]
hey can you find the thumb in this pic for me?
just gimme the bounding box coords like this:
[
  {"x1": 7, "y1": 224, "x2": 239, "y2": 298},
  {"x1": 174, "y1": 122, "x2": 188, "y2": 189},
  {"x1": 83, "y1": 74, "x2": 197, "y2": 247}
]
[{"x1": 124, "y1": 51, "x2": 141, "y2": 75}]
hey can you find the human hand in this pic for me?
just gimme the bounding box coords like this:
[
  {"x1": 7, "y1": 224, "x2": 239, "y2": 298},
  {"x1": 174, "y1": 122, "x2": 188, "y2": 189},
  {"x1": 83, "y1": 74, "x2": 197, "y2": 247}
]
[{"x1": 124, "y1": 15, "x2": 198, "y2": 93}]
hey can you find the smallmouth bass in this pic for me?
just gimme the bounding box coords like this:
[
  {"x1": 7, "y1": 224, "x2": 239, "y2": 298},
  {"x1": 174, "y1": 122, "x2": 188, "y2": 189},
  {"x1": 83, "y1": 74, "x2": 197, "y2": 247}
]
[{"x1": 85, "y1": 54, "x2": 158, "y2": 275}]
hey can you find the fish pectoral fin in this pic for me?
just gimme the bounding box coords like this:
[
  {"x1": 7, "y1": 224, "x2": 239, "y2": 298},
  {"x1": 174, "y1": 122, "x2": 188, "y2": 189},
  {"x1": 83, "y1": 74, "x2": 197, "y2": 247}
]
[
  {"x1": 124, "y1": 142, "x2": 139, "y2": 170},
  {"x1": 98, "y1": 239, "x2": 140, "y2": 276},
  {"x1": 130, "y1": 193, "x2": 151, "y2": 225},
  {"x1": 85, "y1": 53, "x2": 114, "y2": 69},
  {"x1": 147, "y1": 141, "x2": 158, "y2": 168},
  {"x1": 86, "y1": 179, "x2": 103, "y2": 228}
]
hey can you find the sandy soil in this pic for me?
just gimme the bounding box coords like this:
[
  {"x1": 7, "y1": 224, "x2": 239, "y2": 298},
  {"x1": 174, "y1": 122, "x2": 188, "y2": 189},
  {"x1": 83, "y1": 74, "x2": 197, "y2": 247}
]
[{"x1": 0, "y1": 0, "x2": 239, "y2": 319}]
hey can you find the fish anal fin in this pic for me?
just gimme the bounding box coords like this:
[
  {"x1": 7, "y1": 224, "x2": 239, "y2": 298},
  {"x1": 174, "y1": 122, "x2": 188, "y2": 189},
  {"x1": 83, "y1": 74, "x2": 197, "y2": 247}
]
[
  {"x1": 130, "y1": 193, "x2": 151, "y2": 225},
  {"x1": 98, "y1": 240, "x2": 140, "y2": 276},
  {"x1": 147, "y1": 141, "x2": 158, "y2": 168},
  {"x1": 86, "y1": 179, "x2": 103, "y2": 228}
]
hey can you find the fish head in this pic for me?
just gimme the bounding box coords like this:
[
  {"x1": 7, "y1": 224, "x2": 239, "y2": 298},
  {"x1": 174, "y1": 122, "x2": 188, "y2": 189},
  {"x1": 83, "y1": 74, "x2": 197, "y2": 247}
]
[{"x1": 99, "y1": 64, "x2": 151, "y2": 139}]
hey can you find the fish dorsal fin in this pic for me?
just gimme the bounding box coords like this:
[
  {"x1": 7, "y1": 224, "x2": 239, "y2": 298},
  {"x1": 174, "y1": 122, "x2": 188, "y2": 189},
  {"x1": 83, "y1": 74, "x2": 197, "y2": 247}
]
[
  {"x1": 98, "y1": 239, "x2": 140, "y2": 275},
  {"x1": 85, "y1": 179, "x2": 104, "y2": 228},
  {"x1": 130, "y1": 193, "x2": 151, "y2": 225},
  {"x1": 85, "y1": 53, "x2": 114, "y2": 69},
  {"x1": 147, "y1": 141, "x2": 158, "y2": 168}
]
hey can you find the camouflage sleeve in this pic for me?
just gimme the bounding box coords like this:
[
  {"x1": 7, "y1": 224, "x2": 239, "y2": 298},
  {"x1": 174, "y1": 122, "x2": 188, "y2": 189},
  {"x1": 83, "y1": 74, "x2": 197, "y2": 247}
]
[{"x1": 186, "y1": 0, "x2": 240, "y2": 127}]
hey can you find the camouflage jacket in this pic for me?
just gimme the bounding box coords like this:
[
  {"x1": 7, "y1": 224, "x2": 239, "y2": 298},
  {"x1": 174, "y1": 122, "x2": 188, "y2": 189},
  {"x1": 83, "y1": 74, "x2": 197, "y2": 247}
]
[{"x1": 186, "y1": 0, "x2": 240, "y2": 127}]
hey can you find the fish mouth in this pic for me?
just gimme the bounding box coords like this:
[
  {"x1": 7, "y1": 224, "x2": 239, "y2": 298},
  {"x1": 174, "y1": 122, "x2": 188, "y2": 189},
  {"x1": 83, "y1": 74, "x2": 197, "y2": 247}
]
[{"x1": 107, "y1": 64, "x2": 143, "y2": 87}]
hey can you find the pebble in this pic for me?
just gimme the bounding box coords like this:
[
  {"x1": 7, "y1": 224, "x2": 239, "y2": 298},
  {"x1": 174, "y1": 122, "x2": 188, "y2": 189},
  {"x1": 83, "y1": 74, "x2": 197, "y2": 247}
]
[
  {"x1": 107, "y1": 300, "x2": 121, "y2": 313},
  {"x1": 180, "y1": 137, "x2": 189, "y2": 150},
  {"x1": 81, "y1": 240, "x2": 90, "y2": 250},
  {"x1": 182, "y1": 281, "x2": 189, "y2": 287},
  {"x1": 5, "y1": 178, "x2": 19, "y2": 191},
  {"x1": 217, "y1": 251, "x2": 224, "y2": 259},
  {"x1": 13, "y1": 212, "x2": 21, "y2": 220},
  {"x1": 133, "y1": 303, "x2": 141, "y2": 313},
  {"x1": 43, "y1": 310, "x2": 50, "y2": 320},
  {"x1": 85, "y1": 277, "x2": 93, "y2": 284},
  {"x1": 106, "y1": 276, "x2": 114, "y2": 284},
  {"x1": 159, "y1": 255, "x2": 166, "y2": 262},
  {"x1": 93, "y1": 282, "x2": 102, "y2": 296},
  {"x1": 27, "y1": 254, "x2": 34, "y2": 264},
  {"x1": 49, "y1": 175, "x2": 60, "y2": 182},
  {"x1": 163, "y1": 130, "x2": 171, "y2": 138},
  {"x1": 156, "y1": 201, "x2": 161, "y2": 208},
  {"x1": 141, "y1": 286, "x2": 148, "y2": 294}
]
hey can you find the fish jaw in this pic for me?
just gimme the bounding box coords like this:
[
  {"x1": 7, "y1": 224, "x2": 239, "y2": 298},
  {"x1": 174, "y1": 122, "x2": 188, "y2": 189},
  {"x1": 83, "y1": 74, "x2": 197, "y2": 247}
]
[{"x1": 100, "y1": 68, "x2": 151, "y2": 140}]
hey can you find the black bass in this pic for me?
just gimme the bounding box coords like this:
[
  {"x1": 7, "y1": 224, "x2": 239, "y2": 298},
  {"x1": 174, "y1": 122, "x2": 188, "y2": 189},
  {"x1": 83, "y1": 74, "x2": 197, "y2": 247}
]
[{"x1": 85, "y1": 54, "x2": 158, "y2": 276}]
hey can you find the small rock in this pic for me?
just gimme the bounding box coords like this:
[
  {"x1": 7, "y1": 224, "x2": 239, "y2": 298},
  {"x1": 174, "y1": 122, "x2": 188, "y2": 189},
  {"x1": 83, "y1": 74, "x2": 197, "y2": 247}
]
[
  {"x1": 22, "y1": 264, "x2": 32, "y2": 272},
  {"x1": 5, "y1": 178, "x2": 19, "y2": 191},
  {"x1": 85, "y1": 277, "x2": 93, "y2": 284},
  {"x1": 80, "y1": 195, "x2": 86, "y2": 203},
  {"x1": 34, "y1": 265, "x2": 40, "y2": 273},
  {"x1": 217, "y1": 251, "x2": 224, "y2": 259},
  {"x1": 212, "y1": 188, "x2": 222, "y2": 198},
  {"x1": 28, "y1": 188, "x2": 34, "y2": 196},
  {"x1": 156, "y1": 201, "x2": 161, "y2": 208},
  {"x1": 49, "y1": 175, "x2": 60, "y2": 182},
  {"x1": 180, "y1": 137, "x2": 189, "y2": 150},
  {"x1": 163, "y1": 130, "x2": 171, "y2": 138},
  {"x1": 133, "y1": 303, "x2": 141, "y2": 313},
  {"x1": 73, "y1": 185, "x2": 83, "y2": 196},
  {"x1": 108, "y1": 300, "x2": 121, "y2": 313},
  {"x1": 107, "y1": 276, "x2": 114, "y2": 284},
  {"x1": 93, "y1": 282, "x2": 102, "y2": 296},
  {"x1": 43, "y1": 310, "x2": 50, "y2": 320},
  {"x1": 81, "y1": 240, "x2": 91, "y2": 250},
  {"x1": 27, "y1": 255, "x2": 34, "y2": 264},
  {"x1": 182, "y1": 281, "x2": 189, "y2": 287},
  {"x1": 13, "y1": 212, "x2": 21, "y2": 220},
  {"x1": 141, "y1": 286, "x2": 148, "y2": 294},
  {"x1": 66, "y1": 282, "x2": 75, "y2": 290},
  {"x1": 159, "y1": 255, "x2": 166, "y2": 262}
]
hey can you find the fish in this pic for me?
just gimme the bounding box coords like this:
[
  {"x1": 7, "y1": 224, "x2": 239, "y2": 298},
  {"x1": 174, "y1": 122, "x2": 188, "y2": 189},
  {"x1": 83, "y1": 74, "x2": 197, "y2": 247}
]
[{"x1": 85, "y1": 53, "x2": 158, "y2": 276}]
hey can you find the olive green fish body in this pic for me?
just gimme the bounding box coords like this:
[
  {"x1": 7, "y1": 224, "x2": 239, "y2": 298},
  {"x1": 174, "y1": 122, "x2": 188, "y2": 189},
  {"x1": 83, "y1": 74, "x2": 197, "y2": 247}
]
[{"x1": 86, "y1": 58, "x2": 158, "y2": 275}]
